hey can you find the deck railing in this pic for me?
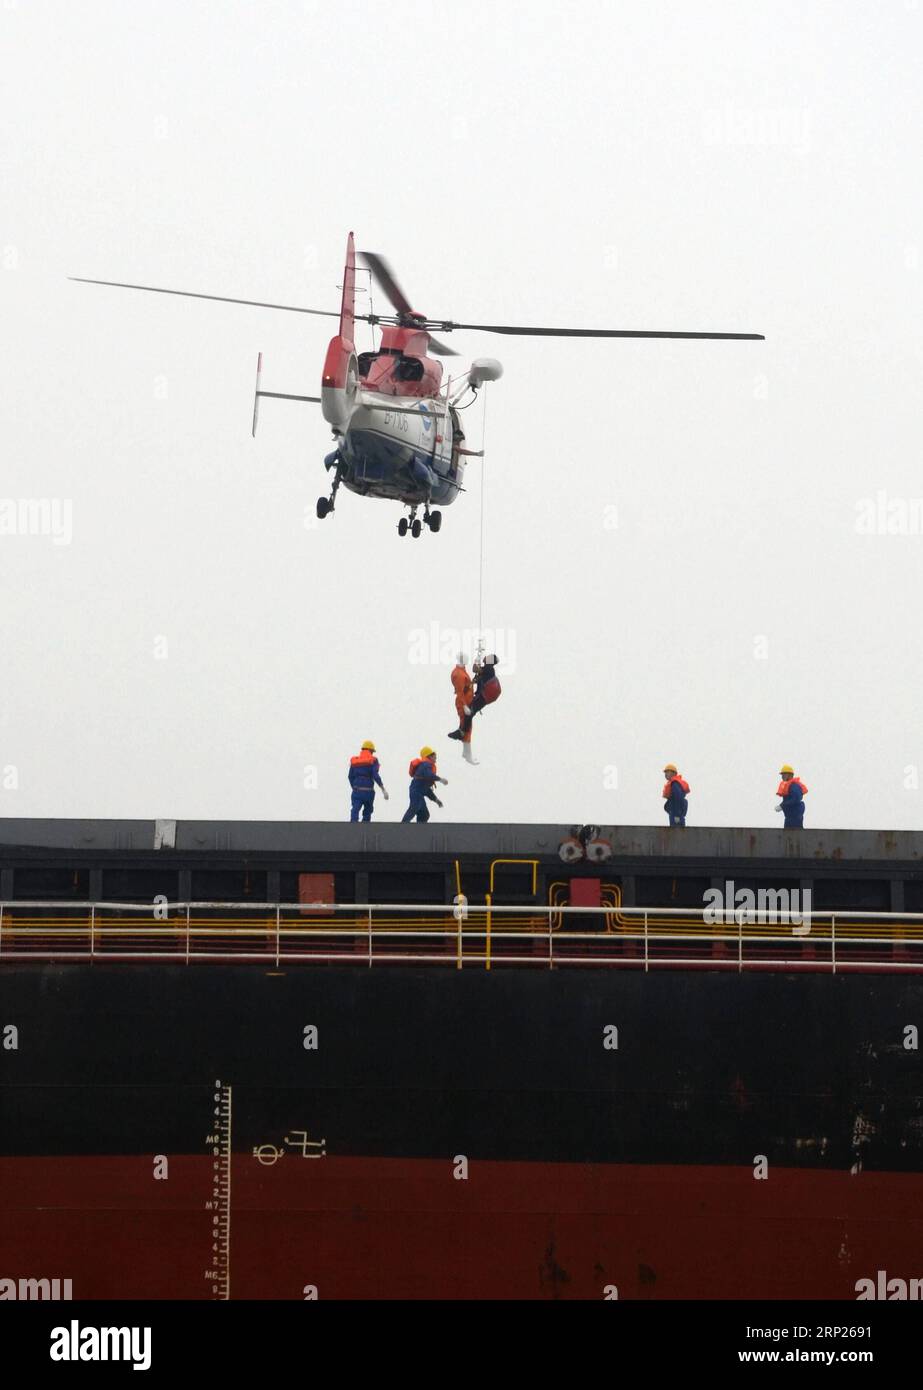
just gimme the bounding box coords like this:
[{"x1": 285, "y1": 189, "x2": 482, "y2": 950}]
[{"x1": 0, "y1": 900, "x2": 922, "y2": 972}]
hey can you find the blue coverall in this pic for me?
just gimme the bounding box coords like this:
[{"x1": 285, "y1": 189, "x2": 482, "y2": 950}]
[
  {"x1": 401, "y1": 758, "x2": 440, "y2": 823},
  {"x1": 778, "y1": 779, "x2": 806, "y2": 828},
  {"x1": 348, "y1": 753, "x2": 384, "y2": 822},
  {"x1": 664, "y1": 777, "x2": 689, "y2": 827}
]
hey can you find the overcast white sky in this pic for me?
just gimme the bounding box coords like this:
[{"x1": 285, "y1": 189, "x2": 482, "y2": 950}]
[{"x1": 1, "y1": 0, "x2": 922, "y2": 830}]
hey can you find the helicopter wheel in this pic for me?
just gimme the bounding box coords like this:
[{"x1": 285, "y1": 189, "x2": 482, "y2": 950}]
[
  {"x1": 427, "y1": 510, "x2": 442, "y2": 533},
  {"x1": 316, "y1": 497, "x2": 331, "y2": 520},
  {"x1": 397, "y1": 517, "x2": 408, "y2": 537},
  {"x1": 411, "y1": 519, "x2": 423, "y2": 539}
]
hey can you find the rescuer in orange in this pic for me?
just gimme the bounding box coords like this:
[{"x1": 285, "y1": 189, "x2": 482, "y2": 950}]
[
  {"x1": 447, "y1": 653, "x2": 479, "y2": 764},
  {"x1": 775, "y1": 765, "x2": 808, "y2": 828},
  {"x1": 662, "y1": 763, "x2": 690, "y2": 826},
  {"x1": 448, "y1": 654, "x2": 473, "y2": 740}
]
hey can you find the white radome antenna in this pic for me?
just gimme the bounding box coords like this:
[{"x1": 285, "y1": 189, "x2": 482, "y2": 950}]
[{"x1": 468, "y1": 358, "x2": 504, "y2": 388}]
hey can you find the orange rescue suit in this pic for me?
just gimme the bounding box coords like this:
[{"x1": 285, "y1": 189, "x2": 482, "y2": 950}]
[{"x1": 451, "y1": 664, "x2": 474, "y2": 744}]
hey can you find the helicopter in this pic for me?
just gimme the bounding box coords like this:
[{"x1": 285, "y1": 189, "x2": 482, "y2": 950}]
[{"x1": 71, "y1": 232, "x2": 764, "y2": 537}]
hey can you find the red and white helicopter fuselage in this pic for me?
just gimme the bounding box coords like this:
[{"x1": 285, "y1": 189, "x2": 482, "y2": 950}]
[
  {"x1": 315, "y1": 234, "x2": 498, "y2": 533},
  {"x1": 71, "y1": 230, "x2": 762, "y2": 539}
]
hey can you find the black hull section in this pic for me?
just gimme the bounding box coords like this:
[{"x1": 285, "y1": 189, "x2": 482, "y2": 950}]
[{"x1": 2, "y1": 965, "x2": 922, "y2": 1171}]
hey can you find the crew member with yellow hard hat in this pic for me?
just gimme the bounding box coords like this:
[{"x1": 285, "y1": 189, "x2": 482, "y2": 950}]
[
  {"x1": 775, "y1": 764, "x2": 808, "y2": 828},
  {"x1": 347, "y1": 740, "x2": 388, "y2": 822},
  {"x1": 662, "y1": 763, "x2": 690, "y2": 827},
  {"x1": 401, "y1": 746, "x2": 449, "y2": 824}
]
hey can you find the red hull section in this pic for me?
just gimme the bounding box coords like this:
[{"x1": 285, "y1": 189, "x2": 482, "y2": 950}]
[{"x1": 2, "y1": 1155, "x2": 920, "y2": 1300}]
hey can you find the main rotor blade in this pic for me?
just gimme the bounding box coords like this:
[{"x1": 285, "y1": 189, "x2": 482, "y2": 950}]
[
  {"x1": 427, "y1": 336, "x2": 459, "y2": 357},
  {"x1": 428, "y1": 321, "x2": 765, "y2": 341},
  {"x1": 68, "y1": 277, "x2": 343, "y2": 319},
  {"x1": 359, "y1": 252, "x2": 414, "y2": 318}
]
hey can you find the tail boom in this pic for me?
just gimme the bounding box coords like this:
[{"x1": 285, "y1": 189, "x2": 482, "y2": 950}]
[{"x1": 322, "y1": 232, "x2": 359, "y2": 426}]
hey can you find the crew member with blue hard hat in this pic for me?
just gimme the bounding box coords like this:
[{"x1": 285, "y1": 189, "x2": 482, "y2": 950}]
[
  {"x1": 401, "y1": 746, "x2": 448, "y2": 824},
  {"x1": 348, "y1": 740, "x2": 388, "y2": 822},
  {"x1": 775, "y1": 764, "x2": 808, "y2": 828}
]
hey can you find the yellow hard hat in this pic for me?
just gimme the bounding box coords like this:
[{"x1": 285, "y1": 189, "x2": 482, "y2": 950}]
[
  {"x1": 663, "y1": 762, "x2": 677, "y2": 774},
  {"x1": 361, "y1": 740, "x2": 376, "y2": 752},
  {"x1": 779, "y1": 764, "x2": 794, "y2": 775},
  {"x1": 420, "y1": 745, "x2": 436, "y2": 759}
]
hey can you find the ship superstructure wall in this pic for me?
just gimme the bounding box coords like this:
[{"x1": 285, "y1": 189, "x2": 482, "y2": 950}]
[{"x1": 1, "y1": 819, "x2": 923, "y2": 913}]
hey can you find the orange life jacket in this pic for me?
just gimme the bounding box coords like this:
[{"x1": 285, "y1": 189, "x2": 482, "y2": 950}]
[
  {"x1": 409, "y1": 756, "x2": 437, "y2": 778},
  {"x1": 350, "y1": 750, "x2": 376, "y2": 768},
  {"x1": 777, "y1": 777, "x2": 808, "y2": 797},
  {"x1": 662, "y1": 775, "x2": 690, "y2": 798}
]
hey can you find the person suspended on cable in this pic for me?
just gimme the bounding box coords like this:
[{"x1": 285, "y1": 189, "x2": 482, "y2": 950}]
[
  {"x1": 662, "y1": 763, "x2": 690, "y2": 827},
  {"x1": 447, "y1": 652, "x2": 479, "y2": 765},
  {"x1": 775, "y1": 765, "x2": 807, "y2": 828},
  {"x1": 465, "y1": 654, "x2": 502, "y2": 726},
  {"x1": 348, "y1": 740, "x2": 388, "y2": 823},
  {"x1": 401, "y1": 746, "x2": 448, "y2": 824}
]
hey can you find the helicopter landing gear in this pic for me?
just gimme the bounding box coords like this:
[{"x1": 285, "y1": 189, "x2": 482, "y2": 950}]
[
  {"x1": 396, "y1": 502, "x2": 443, "y2": 537},
  {"x1": 398, "y1": 505, "x2": 426, "y2": 538},
  {"x1": 317, "y1": 467, "x2": 342, "y2": 520},
  {"x1": 397, "y1": 506, "x2": 441, "y2": 537}
]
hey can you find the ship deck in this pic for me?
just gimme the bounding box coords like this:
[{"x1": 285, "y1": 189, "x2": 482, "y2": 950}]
[{"x1": 2, "y1": 819, "x2": 922, "y2": 972}]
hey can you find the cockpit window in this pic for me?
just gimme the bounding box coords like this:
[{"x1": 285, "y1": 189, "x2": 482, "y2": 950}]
[
  {"x1": 394, "y1": 356, "x2": 424, "y2": 382},
  {"x1": 357, "y1": 351, "x2": 378, "y2": 378}
]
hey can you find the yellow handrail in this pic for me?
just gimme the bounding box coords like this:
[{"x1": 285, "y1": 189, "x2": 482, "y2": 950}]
[{"x1": 489, "y1": 859, "x2": 539, "y2": 896}]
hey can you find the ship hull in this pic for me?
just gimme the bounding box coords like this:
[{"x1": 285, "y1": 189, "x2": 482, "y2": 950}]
[{"x1": 2, "y1": 964, "x2": 921, "y2": 1300}]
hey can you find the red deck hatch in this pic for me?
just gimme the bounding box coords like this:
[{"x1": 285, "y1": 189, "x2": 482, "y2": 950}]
[
  {"x1": 569, "y1": 878, "x2": 602, "y2": 908},
  {"x1": 298, "y1": 872, "x2": 335, "y2": 916}
]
